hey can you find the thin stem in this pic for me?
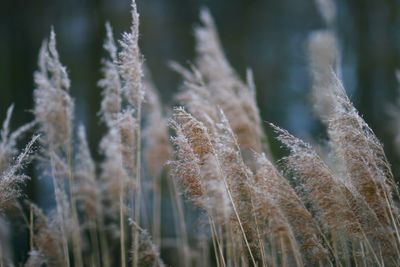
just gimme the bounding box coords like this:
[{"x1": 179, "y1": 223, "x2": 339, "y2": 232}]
[
  {"x1": 206, "y1": 133, "x2": 257, "y2": 266},
  {"x1": 0, "y1": 244, "x2": 3, "y2": 267},
  {"x1": 89, "y1": 223, "x2": 101, "y2": 267},
  {"x1": 152, "y1": 173, "x2": 162, "y2": 246},
  {"x1": 169, "y1": 177, "x2": 191, "y2": 266},
  {"x1": 29, "y1": 205, "x2": 34, "y2": 251},
  {"x1": 67, "y1": 149, "x2": 83, "y2": 267},
  {"x1": 120, "y1": 189, "x2": 126, "y2": 267},
  {"x1": 97, "y1": 213, "x2": 111, "y2": 267},
  {"x1": 224, "y1": 222, "x2": 232, "y2": 267},
  {"x1": 251, "y1": 199, "x2": 267, "y2": 267},
  {"x1": 133, "y1": 94, "x2": 142, "y2": 267},
  {"x1": 209, "y1": 216, "x2": 226, "y2": 267},
  {"x1": 210, "y1": 223, "x2": 221, "y2": 267},
  {"x1": 383, "y1": 190, "x2": 400, "y2": 249},
  {"x1": 279, "y1": 235, "x2": 288, "y2": 267},
  {"x1": 50, "y1": 155, "x2": 70, "y2": 267}
]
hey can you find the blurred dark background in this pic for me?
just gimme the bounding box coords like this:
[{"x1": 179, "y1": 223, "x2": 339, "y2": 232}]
[{"x1": 1, "y1": 0, "x2": 400, "y2": 257}]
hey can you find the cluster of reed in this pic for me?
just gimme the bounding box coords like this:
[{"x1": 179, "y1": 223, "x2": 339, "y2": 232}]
[{"x1": 0, "y1": 0, "x2": 399, "y2": 266}]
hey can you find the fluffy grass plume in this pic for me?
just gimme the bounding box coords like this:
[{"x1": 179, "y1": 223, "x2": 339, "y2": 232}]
[{"x1": 0, "y1": 0, "x2": 399, "y2": 266}]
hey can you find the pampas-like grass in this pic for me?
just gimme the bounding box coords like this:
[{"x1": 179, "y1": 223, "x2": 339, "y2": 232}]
[
  {"x1": 99, "y1": 22, "x2": 122, "y2": 127},
  {"x1": 0, "y1": 135, "x2": 39, "y2": 211},
  {"x1": 33, "y1": 29, "x2": 82, "y2": 267},
  {"x1": 130, "y1": 221, "x2": 165, "y2": 267},
  {"x1": 25, "y1": 204, "x2": 65, "y2": 267},
  {"x1": 118, "y1": 4, "x2": 144, "y2": 266},
  {"x1": 272, "y1": 125, "x2": 360, "y2": 235},
  {"x1": 1, "y1": 1, "x2": 400, "y2": 266},
  {"x1": 74, "y1": 126, "x2": 98, "y2": 225},
  {"x1": 192, "y1": 8, "x2": 267, "y2": 156},
  {"x1": 34, "y1": 30, "x2": 73, "y2": 153},
  {"x1": 0, "y1": 105, "x2": 35, "y2": 173},
  {"x1": 253, "y1": 152, "x2": 328, "y2": 264}
]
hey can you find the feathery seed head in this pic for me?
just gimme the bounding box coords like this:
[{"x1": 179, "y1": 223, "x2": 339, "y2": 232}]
[
  {"x1": 168, "y1": 119, "x2": 205, "y2": 201},
  {"x1": 324, "y1": 74, "x2": 397, "y2": 224},
  {"x1": 0, "y1": 135, "x2": 39, "y2": 211},
  {"x1": 29, "y1": 204, "x2": 65, "y2": 266},
  {"x1": 194, "y1": 9, "x2": 266, "y2": 154},
  {"x1": 0, "y1": 105, "x2": 35, "y2": 172},
  {"x1": 254, "y1": 149, "x2": 329, "y2": 262},
  {"x1": 308, "y1": 31, "x2": 340, "y2": 120},
  {"x1": 34, "y1": 30, "x2": 73, "y2": 151},
  {"x1": 116, "y1": 109, "x2": 137, "y2": 176},
  {"x1": 314, "y1": 0, "x2": 336, "y2": 26},
  {"x1": 99, "y1": 22, "x2": 122, "y2": 127},
  {"x1": 172, "y1": 107, "x2": 213, "y2": 163},
  {"x1": 272, "y1": 124, "x2": 361, "y2": 234},
  {"x1": 100, "y1": 128, "x2": 131, "y2": 204},
  {"x1": 130, "y1": 222, "x2": 165, "y2": 267},
  {"x1": 74, "y1": 126, "x2": 99, "y2": 221},
  {"x1": 119, "y1": 0, "x2": 144, "y2": 107}
]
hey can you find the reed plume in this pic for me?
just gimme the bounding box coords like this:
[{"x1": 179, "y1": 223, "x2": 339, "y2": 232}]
[
  {"x1": 99, "y1": 22, "x2": 122, "y2": 127},
  {"x1": 0, "y1": 135, "x2": 39, "y2": 211},
  {"x1": 253, "y1": 152, "x2": 328, "y2": 264},
  {"x1": 33, "y1": 29, "x2": 82, "y2": 267},
  {"x1": 74, "y1": 126, "x2": 98, "y2": 225},
  {"x1": 25, "y1": 204, "x2": 65, "y2": 267},
  {"x1": 309, "y1": 27, "x2": 400, "y2": 265},
  {"x1": 118, "y1": 3, "x2": 144, "y2": 266},
  {"x1": 193, "y1": 8, "x2": 267, "y2": 155},
  {"x1": 33, "y1": 30, "x2": 73, "y2": 153},
  {"x1": 0, "y1": 105, "x2": 35, "y2": 173},
  {"x1": 272, "y1": 124, "x2": 359, "y2": 235},
  {"x1": 130, "y1": 222, "x2": 165, "y2": 267}
]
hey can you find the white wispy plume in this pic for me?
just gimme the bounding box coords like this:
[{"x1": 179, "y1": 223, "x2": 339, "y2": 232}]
[
  {"x1": 0, "y1": 104, "x2": 35, "y2": 173},
  {"x1": 193, "y1": 8, "x2": 266, "y2": 154},
  {"x1": 33, "y1": 29, "x2": 73, "y2": 152},
  {"x1": 74, "y1": 126, "x2": 99, "y2": 223},
  {"x1": 0, "y1": 135, "x2": 39, "y2": 211},
  {"x1": 119, "y1": 1, "x2": 144, "y2": 108},
  {"x1": 99, "y1": 22, "x2": 122, "y2": 127},
  {"x1": 26, "y1": 203, "x2": 70, "y2": 267},
  {"x1": 308, "y1": 30, "x2": 340, "y2": 120},
  {"x1": 309, "y1": 29, "x2": 400, "y2": 264}
]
